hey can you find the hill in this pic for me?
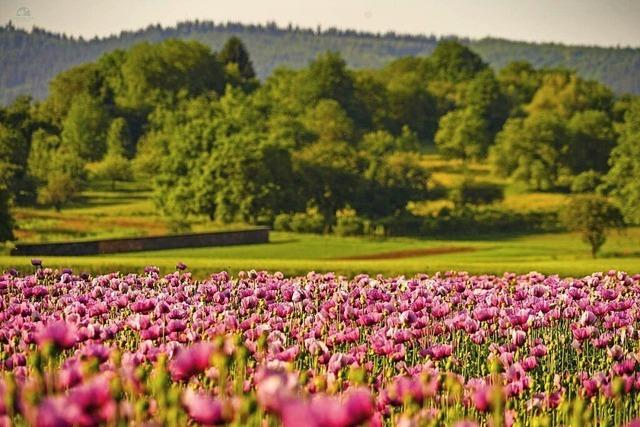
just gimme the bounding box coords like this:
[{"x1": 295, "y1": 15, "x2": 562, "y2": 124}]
[{"x1": 1, "y1": 20, "x2": 640, "y2": 105}]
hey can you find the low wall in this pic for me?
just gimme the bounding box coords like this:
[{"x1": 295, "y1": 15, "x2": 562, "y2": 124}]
[{"x1": 11, "y1": 228, "x2": 269, "y2": 256}]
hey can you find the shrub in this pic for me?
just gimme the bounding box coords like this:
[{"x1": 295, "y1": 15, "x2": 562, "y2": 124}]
[
  {"x1": 422, "y1": 206, "x2": 559, "y2": 236},
  {"x1": 449, "y1": 180, "x2": 504, "y2": 208},
  {"x1": 288, "y1": 210, "x2": 325, "y2": 234},
  {"x1": 376, "y1": 212, "x2": 424, "y2": 236},
  {"x1": 334, "y1": 207, "x2": 366, "y2": 236},
  {"x1": 273, "y1": 213, "x2": 292, "y2": 231}
]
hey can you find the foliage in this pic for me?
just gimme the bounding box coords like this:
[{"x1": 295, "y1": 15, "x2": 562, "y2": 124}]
[
  {"x1": 435, "y1": 108, "x2": 491, "y2": 160},
  {"x1": 566, "y1": 110, "x2": 615, "y2": 174},
  {"x1": 37, "y1": 171, "x2": 80, "y2": 211},
  {"x1": 604, "y1": 99, "x2": 640, "y2": 224},
  {"x1": 117, "y1": 39, "x2": 226, "y2": 111},
  {"x1": 0, "y1": 30, "x2": 636, "y2": 236},
  {"x1": 560, "y1": 195, "x2": 625, "y2": 257},
  {"x1": 571, "y1": 171, "x2": 602, "y2": 194},
  {"x1": 334, "y1": 206, "x2": 367, "y2": 236},
  {"x1": 422, "y1": 206, "x2": 560, "y2": 236},
  {"x1": 4, "y1": 20, "x2": 640, "y2": 108},
  {"x1": 94, "y1": 154, "x2": 132, "y2": 190},
  {"x1": 0, "y1": 172, "x2": 14, "y2": 242},
  {"x1": 449, "y1": 180, "x2": 504, "y2": 208},
  {"x1": 0, "y1": 96, "x2": 40, "y2": 203},
  {"x1": 28, "y1": 129, "x2": 86, "y2": 210},
  {"x1": 429, "y1": 40, "x2": 487, "y2": 83},
  {"x1": 218, "y1": 36, "x2": 256, "y2": 81},
  {"x1": 94, "y1": 118, "x2": 133, "y2": 188},
  {"x1": 490, "y1": 113, "x2": 570, "y2": 190},
  {"x1": 60, "y1": 93, "x2": 109, "y2": 160}
]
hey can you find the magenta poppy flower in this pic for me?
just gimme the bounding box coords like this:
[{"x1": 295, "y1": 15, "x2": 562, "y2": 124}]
[
  {"x1": 169, "y1": 342, "x2": 214, "y2": 381},
  {"x1": 35, "y1": 397, "x2": 74, "y2": 427},
  {"x1": 167, "y1": 319, "x2": 187, "y2": 333},
  {"x1": 472, "y1": 384, "x2": 492, "y2": 412},
  {"x1": 131, "y1": 299, "x2": 155, "y2": 313},
  {"x1": 343, "y1": 388, "x2": 374, "y2": 426},
  {"x1": 67, "y1": 374, "x2": 117, "y2": 426},
  {"x1": 428, "y1": 344, "x2": 453, "y2": 360},
  {"x1": 182, "y1": 389, "x2": 228, "y2": 425},
  {"x1": 36, "y1": 321, "x2": 77, "y2": 350}
]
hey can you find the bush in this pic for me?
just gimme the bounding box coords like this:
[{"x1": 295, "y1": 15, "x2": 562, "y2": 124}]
[
  {"x1": 375, "y1": 212, "x2": 424, "y2": 236},
  {"x1": 334, "y1": 207, "x2": 366, "y2": 236},
  {"x1": 449, "y1": 180, "x2": 504, "y2": 208},
  {"x1": 421, "y1": 206, "x2": 559, "y2": 236},
  {"x1": 571, "y1": 171, "x2": 602, "y2": 193},
  {"x1": 273, "y1": 213, "x2": 292, "y2": 231},
  {"x1": 288, "y1": 210, "x2": 325, "y2": 234}
]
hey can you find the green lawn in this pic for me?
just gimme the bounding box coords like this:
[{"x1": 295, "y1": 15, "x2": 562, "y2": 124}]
[{"x1": 2, "y1": 229, "x2": 639, "y2": 278}]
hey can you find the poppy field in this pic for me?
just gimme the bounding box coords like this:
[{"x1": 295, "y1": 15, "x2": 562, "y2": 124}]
[{"x1": 2, "y1": 266, "x2": 640, "y2": 426}]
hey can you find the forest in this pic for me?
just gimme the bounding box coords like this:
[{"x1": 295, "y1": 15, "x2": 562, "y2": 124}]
[
  {"x1": 1, "y1": 35, "x2": 640, "y2": 253},
  {"x1": 2, "y1": 19, "x2": 640, "y2": 106}
]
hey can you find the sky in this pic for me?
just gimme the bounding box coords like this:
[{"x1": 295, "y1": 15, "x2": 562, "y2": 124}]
[{"x1": 1, "y1": 0, "x2": 640, "y2": 48}]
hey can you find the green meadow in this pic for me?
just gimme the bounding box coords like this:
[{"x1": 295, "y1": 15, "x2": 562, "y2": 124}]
[{"x1": 3, "y1": 155, "x2": 639, "y2": 279}]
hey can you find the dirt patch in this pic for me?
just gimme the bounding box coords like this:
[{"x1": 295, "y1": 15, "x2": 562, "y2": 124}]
[{"x1": 334, "y1": 246, "x2": 476, "y2": 261}]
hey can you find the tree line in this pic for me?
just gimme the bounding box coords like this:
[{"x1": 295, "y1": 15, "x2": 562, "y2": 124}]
[
  {"x1": 1, "y1": 37, "x2": 640, "y2": 246},
  {"x1": 2, "y1": 19, "x2": 640, "y2": 107}
]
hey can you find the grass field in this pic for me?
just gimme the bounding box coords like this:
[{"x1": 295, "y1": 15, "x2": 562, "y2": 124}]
[
  {"x1": 3, "y1": 158, "x2": 639, "y2": 278},
  {"x1": 2, "y1": 229, "x2": 640, "y2": 278}
]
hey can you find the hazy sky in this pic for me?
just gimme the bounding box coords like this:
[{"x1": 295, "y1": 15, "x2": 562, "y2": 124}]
[{"x1": 2, "y1": 0, "x2": 640, "y2": 47}]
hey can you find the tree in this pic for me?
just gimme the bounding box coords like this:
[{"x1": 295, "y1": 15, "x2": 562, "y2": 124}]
[
  {"x1": 218, "y1": 36, "x2": 256, "y2": 80},
  {"x1": 360, "y1": 129, "x2": 420, "y2": 156},
  {"x1": 354, "y1": 151, "x2": 430, "y2": 219},
  {"x1": 566, "y1": 110, "x2": 615, "y2": 174},
  {"x1": 28, "y1": 130, "x2": 86, "y2": 210},
  {"x1": 0, "y1": 96, "x2": 40, "y2": 203},
  {"x1": 429, "y1": 40, "x2": 487, "y2": 83},
  {"x1": 42, "y1": 63, "x2": 109, "y2": 125},
  {"x1": 153, "y1": 89, "x2": 298, "y2": 223},
  {"x1": 0, "y1": 167, "x2": 14, "y2": 242},
  {"x1": 464, "y1": 69, "x2": 509, "y2": 137},
  {"x1": 61, "y1": 93, "x2": 109, "y2": 160},
  {"x1": 435, "y1": 108, "x2": 490, "y2": 160},
  {"x1": 293, "y1": 140, "x2": 363, "y2": 231},
  {"x1": 105, "y1": 117, "x2": 132, "y2": 157},
  {"x1": 37, "y1": 172, "x2": 79, "y2": 212},
  {"x1": 490, "y1": 113, "x2": 569, "y2": 190},
  {"x1": 385, "y1": 72, "x2": 438, "y2": 142},
  {"x1": 526, "y1": 71, "x2": 613, "y2": 119},
  {"x1": 497, "y1": 61, "x2": 541, "y2": 116},
  {"x1": 560, "y1": 195, "x2": 624, "y2": 258},
  {"x1": 302, "y1": 99, "x2": 355, "y2": 144},
  {"x1": 604, "y1": 99, "x2": 640, "y2": 223},
  {"x1": 95, "y1": 118, "x2": 133, "y2": 189},
  {"x1": 119, "y1": 39, "x2": 225, "y2": 111},
  {"x1": 301, "y1": 52, "x2": 357, "y2": 118}
]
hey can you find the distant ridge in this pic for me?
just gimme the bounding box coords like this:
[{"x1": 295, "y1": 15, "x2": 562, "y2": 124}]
[{"x1": 2, "y1": 20, "x2": 640, "y2": 104}]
